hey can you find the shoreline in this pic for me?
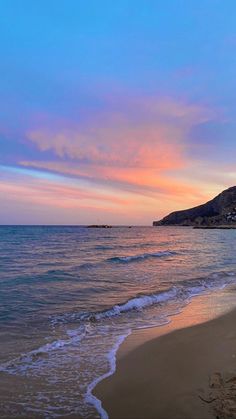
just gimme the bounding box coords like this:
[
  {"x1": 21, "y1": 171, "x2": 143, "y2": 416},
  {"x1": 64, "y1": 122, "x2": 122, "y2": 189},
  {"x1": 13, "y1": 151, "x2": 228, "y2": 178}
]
[{"x1": 94, "y1": 288, "x2": 236, "y2": 418}]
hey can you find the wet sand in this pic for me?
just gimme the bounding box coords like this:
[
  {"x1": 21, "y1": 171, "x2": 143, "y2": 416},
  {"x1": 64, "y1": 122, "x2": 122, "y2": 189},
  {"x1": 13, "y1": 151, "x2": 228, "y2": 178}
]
[{"x1": 95, "y1": 293, "x2": 236, "y2": 419}]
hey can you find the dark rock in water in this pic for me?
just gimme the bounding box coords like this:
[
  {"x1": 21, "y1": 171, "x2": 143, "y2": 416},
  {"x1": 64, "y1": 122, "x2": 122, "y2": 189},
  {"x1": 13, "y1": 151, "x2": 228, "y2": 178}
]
[
  {"x1": 87, "y1": 224, "x2": 112, "y2": 228},
  {"x1": 153, "y1": 186, "x2": 236, "y2": 227}
]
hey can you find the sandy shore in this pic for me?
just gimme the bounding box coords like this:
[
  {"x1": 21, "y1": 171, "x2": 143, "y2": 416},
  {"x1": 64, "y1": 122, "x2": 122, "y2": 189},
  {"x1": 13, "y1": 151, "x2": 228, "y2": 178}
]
[{"x1": 95, "y1": 298, "x2": 236, "y2": 418}]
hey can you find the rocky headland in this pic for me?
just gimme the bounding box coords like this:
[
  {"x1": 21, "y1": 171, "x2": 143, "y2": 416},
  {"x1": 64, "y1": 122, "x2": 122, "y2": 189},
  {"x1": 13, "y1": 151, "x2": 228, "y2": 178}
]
[{"x1": 153, "y1": 186, "x2": 236, "y2": 227}]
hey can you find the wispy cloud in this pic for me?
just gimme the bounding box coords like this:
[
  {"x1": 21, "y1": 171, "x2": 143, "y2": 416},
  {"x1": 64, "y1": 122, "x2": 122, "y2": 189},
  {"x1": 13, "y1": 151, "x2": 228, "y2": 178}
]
[
  {"x1": 22, "y1": 96, "x2": 217, "y2": 200},
  {"x1": 0, "y1": 93, "x2": 228, "y2": 223}
]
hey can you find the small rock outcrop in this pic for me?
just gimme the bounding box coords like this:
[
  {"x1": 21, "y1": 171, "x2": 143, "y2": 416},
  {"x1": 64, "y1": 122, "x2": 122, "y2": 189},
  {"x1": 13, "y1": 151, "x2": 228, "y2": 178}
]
[
  {"x1": 87, "y1": 225, "x2": 112, "y2": 228},
  {"x1": 153, "y1": 186, "x2": 236, "y2": 227}
]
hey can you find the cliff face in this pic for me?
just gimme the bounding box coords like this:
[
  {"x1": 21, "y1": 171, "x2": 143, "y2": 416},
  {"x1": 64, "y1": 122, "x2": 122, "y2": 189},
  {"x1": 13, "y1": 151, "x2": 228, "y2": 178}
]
[{"x1": 153, "y1": 186, "x2": 236, "y2": 226}]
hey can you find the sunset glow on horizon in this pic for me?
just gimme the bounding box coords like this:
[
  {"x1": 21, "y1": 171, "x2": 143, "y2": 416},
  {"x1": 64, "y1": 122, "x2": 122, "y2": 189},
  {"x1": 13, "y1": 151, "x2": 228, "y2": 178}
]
[{"x1": 1, "y1": 1, "x2": 236, "y2": 224}]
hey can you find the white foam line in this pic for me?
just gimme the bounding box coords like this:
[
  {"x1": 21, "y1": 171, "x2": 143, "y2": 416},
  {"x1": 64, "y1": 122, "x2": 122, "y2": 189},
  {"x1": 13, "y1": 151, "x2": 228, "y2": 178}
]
[
  {"x1": 0, "y1": 330, "x2": 86, "y2": 374},
  {"x1": 86, "y1": 274, "x2": 236, "y2": 418},
  {"x1": 85, "y1": 330, "x2": 131, "y2": 419}
]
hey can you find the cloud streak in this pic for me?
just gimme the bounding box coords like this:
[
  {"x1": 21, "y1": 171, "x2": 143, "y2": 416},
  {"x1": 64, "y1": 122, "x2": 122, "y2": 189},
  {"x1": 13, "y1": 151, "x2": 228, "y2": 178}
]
[
  {"x1": 0, "y1": 93, "x2": 228, "y2": 224},
  {"x1": 19, "y1": 96, "x2": 217, "y2": 203}
]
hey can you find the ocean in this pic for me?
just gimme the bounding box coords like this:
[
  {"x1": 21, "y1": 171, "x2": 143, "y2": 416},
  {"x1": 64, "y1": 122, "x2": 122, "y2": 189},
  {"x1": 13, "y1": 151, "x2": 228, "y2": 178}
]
[{"x1": 0, "y1": 225, "x2": 236, "y2": 418}]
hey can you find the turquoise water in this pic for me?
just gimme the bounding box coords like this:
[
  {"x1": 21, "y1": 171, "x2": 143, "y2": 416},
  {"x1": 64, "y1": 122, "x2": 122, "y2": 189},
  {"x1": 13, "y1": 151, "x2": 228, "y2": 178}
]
[{"x1": 0, "y1": 225, "x2": 236, "y2": 417}]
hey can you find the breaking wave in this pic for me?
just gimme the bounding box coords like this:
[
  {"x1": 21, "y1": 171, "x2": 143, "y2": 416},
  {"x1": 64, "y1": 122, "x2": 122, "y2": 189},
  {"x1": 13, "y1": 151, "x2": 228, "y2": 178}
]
[
  {"x1": 108, "y1": 250, "x2": 176, "y2": 263},
  {"x1": 52, "y1": 271, "x2": 236, "y2": 324},
  {"x1": 0, "y1": 325, "x2": 87, "y2": 374}
]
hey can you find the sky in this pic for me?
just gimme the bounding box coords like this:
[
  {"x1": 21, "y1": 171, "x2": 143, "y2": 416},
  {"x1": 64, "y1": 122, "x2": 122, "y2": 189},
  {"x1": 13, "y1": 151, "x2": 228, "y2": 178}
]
[{"x1": 0, "y1": 0, "x2": 236, "y2": 225}]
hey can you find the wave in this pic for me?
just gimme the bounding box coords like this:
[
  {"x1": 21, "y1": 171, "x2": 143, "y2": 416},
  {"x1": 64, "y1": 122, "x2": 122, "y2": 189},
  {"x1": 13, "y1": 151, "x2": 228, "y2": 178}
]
[
  {"x1": 2, "y1": 270, "x2": 236, "y2": 418},
  {"x1": 93, "y1": 288, "x2": 179, "y2": 320},
  {"x1": 108, "y1": 250, "x2": 176, "y2": 263},
  {"x1": 52, "y1": 271, "x2": 236, "y2": 325},
  {"x1": 0, "y1": 326, "x2": 87, "y2": 374},
  {"x1": 92, "y1": 271, "x2": 236, "y2": 320},
  {"x1": 93, "y1": 242, "x2": 166, "y2": 251},
  {"x1": 67, "y1": 250, "x2": 176, "y2": 271},
  {"x1": 93, "y1": 245, "x2": 114, "y2": 250}
]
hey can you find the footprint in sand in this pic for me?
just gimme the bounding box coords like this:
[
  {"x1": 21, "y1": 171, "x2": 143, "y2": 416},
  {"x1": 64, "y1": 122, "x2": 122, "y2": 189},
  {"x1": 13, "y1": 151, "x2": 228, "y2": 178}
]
[{"x1": 199, "y1": 372, "x2": 236, "y2": 418}]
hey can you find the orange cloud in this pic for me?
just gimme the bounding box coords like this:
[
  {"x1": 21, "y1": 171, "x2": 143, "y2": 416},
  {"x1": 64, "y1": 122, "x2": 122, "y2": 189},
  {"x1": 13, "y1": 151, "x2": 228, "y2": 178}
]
[
  {"x1": 27, "y1": 124, "x2": 185, "y2": 170},
  {"x1": 9, "y1": 95, "x2": 220, "y2": 223},
  {"x1": 20, "y1": 159, "x2": 209, "y2": 205}
]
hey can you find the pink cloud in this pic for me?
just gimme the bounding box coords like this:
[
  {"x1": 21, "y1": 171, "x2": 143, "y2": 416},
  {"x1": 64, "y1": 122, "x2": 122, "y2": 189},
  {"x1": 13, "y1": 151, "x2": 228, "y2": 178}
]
[
  {"x1": 5, "y1": 94, "x2": 222, "y2": 223},
  {"x1": 0, "y1": 175, "x2": 133, "y2": 211},
  {"x1": 26, "y1": 96, "x2": 215, "y2": 171},
  {"x1": 20, "y1": 95, "x2": 217, "y2": 204}
]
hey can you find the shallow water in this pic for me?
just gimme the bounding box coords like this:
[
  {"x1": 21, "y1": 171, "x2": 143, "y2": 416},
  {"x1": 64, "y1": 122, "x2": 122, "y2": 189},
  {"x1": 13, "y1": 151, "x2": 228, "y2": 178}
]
[{"x1": 0, "y1": 225, "x2": 236, "y2": 417}]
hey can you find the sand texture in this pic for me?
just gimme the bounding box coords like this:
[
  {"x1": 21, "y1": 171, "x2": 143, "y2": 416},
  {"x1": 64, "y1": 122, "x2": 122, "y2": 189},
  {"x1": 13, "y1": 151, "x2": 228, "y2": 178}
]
[{"x1": 95, "y1": 308, "x2": 236, "y2": 419}]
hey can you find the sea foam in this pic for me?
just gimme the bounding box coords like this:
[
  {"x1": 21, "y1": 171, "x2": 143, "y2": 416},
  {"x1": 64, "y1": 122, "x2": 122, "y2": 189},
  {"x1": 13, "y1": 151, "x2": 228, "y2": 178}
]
[{"x1": 85, "y1": 331, "x2": 131, "y2": 419}]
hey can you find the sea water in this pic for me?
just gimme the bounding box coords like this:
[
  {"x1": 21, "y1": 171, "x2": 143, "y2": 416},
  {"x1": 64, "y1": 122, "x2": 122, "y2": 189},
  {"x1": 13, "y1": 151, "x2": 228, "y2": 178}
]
[{"x1": 0, "y1": 225, "x2": 236, "y2": 417}]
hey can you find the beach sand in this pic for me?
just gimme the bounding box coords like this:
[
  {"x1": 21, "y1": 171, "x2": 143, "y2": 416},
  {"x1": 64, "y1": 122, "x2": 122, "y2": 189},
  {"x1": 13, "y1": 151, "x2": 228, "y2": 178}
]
[{"x1": 95, "y1": 290, "x2": 236, "y2": 419}]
